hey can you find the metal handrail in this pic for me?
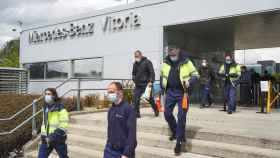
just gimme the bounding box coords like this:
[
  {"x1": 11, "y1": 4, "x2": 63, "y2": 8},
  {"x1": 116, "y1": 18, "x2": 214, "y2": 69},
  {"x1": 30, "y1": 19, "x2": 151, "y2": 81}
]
[
  {"x1": 0, "y1": 96, "x2": 43, "y2": 121},
  {"x1": 0, "y1": 109, "x2": 43, "y2": 136},
  {"x1": 0, "y1": 78, "x2": 72, "y2": 121}
]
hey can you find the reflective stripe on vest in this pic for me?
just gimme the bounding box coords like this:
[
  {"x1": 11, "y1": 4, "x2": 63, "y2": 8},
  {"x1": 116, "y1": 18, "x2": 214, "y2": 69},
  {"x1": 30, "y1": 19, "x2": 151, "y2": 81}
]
[
  {"x1": 219, "y1": 64, "x2": 241, "y2": 81},
  {"x1": 161, "y1": 60, "x2": 199, "y2": 89},
  {"x1": 41, "y1": 108, "x2": 69, "y2": 136}
]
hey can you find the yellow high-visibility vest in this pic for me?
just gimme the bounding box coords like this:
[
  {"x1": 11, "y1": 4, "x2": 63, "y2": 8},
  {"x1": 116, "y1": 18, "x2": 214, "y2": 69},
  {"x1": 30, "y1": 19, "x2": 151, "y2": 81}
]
[
  {"x1": 219, "y1": 64, "x2": 241, "y2": 82},
  {"x1": 160, "y1": 58, "x2": 199, "y2": 90},
  {"x1": 41, "y1": 104, "x2": 69, "y2": 136}
]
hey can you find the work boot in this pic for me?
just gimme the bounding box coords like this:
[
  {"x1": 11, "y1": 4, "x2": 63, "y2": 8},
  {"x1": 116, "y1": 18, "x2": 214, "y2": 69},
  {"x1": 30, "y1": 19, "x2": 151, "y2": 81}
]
[
  {"x1": 220, "y1": 103, "x2": 227, "y2": 111},
  {"x1": 154, "y1": 109, "x2": 159, "y2": 117},
  {"x1": 174, "y1": 142, "x2": 182, "y2": 156},
  {"x1": 208, "y1": 101, "x2": 213, "y2": 107},
  {"x1": 220, "y1": 106, "x2": 227, "y2": 111},
  {"x1": 169, "y1": 133, "x2": 176, "y2": 141},
  {"x1": 227, "y1": 111, "x2": 232, "y2": 115},
  {"x1": 200, "y1": 104, "x2": 205, "y2": 109},
  {"x1": 136, "y1": 112, "x2": 141, "y2": 118},
  {"x1": 182, "y1": 137, "x2": 186, "y2": 143}
]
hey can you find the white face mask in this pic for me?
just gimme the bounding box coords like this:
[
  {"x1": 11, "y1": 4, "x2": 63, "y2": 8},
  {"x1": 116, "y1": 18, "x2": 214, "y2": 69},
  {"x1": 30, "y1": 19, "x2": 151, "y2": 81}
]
[
  {"x1": 135, "y1": 58, "x2": 141, "y2": 62},
  {"x1": 225, "y1": 59, "x2": 232, "y2": 64},
  {"x1": 202, "y1": 62, "x2": 207, "y2": 67},
  {"x1": 170, "y1": 56, "x2": 178, "y2": 62},
  {"x1": 107, "y1": 93, "x2": 118, "y2": 103},
  {"x1": 45, "y1": 95, "x2": 54, "y2": 104}
]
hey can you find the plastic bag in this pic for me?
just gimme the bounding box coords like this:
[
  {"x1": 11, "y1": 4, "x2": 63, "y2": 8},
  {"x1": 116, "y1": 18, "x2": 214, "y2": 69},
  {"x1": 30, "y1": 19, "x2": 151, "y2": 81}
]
[{"x1": 141, "y1": 85, "x2": 152, "y2": 102}]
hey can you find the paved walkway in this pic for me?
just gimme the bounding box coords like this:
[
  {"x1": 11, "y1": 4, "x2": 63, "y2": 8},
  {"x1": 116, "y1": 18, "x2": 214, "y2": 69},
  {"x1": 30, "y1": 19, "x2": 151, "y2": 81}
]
[{"x1": 75, "y1": 105, "x2": 280, "y2": 141}]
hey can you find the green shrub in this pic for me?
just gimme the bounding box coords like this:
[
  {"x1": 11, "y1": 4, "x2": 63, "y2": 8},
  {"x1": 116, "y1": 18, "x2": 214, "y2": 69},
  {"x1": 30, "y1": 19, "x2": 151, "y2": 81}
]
[{"x1": 123, "y1": 89, "x2": 133, "y2": 104}]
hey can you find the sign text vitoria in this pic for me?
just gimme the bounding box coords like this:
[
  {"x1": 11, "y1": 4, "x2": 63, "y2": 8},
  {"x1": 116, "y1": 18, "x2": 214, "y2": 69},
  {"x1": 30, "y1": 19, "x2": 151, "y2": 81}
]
[{"x1": 28, "y1": 12, "x2": 141, "y2": 45}]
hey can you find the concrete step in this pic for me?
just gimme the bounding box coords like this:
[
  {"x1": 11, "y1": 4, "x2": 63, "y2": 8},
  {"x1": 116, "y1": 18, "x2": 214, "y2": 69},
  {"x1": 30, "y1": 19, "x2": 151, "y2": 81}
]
[
  {"x1": 67, "y1": 125, "x2": 280, "y2": 158},
  {"x1": 67, "y1": 134, "x2": 217, "y2": 158},
  {"x1": 24, "y1": 145, "x2": 103, "y2": 158},
  {"x1": 70, "y1": 117, "x2": 280, "y2": 150}
]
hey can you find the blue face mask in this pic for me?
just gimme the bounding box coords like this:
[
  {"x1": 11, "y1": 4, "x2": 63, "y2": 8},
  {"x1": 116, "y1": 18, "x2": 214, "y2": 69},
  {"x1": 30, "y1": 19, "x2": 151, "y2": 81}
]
[{"x1": 107, "y1": 93, "x2": 118, "y2": 103}]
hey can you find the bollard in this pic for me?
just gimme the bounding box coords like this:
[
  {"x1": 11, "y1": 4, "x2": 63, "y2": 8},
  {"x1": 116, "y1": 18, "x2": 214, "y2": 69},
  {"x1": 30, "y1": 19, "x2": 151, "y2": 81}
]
[{"x1": 267, "y1": 81, "x2": 272, "y2": 113}]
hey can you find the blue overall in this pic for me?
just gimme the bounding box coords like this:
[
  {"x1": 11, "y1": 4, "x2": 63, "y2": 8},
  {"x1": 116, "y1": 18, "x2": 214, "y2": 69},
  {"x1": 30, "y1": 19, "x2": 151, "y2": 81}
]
[
  {"x1": 103, "y1": 101, "x2": 137, "y2": 158},
  {"x1": 224, "y1": 83, "x2": 237, "y2": 112},
  {"x1": 201, "y1": 82, "x2": 211, "y2": 106},
  {"x1": 164, "y1": 89, "x2": 188, "y2": 142},
  {"x1": 38, "y1": 141, "x2": 68, "y2": 158}
]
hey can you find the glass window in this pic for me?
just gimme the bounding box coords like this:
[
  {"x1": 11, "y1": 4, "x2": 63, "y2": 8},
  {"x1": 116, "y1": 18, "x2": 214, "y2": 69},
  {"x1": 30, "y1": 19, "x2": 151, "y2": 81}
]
[
  {"x1": 74, "y1": 58, "x2": 103, "y2": 78},
  {"x1": 46, "y1": 61, "x2": 69, "y2": 79},
  {"x1": 24, "y1": 63, "x2": 45, "y2": 79}
]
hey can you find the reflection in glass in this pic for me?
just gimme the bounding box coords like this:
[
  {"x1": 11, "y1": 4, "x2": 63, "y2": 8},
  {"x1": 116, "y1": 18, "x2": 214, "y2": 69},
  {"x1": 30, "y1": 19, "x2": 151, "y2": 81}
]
[
  {"x1": 74, "y1": 58, "x2": 103, "y2": 78},
  {"x1": 24, "y1": 63, "x2": 45, "y2": 79},
  {"x1": 46, "y1": 61, "x2": 69, "y2": 79}
]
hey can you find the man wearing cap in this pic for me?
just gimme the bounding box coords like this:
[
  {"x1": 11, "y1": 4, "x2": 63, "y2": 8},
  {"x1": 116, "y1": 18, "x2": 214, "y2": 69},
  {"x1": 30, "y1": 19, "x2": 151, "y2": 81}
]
[
  {"x1": 218, "y1": 54, "x2": 241, "y2": 114},
  {"x1": 160, "y1": 45, "x2": 199, "y2": 155}
]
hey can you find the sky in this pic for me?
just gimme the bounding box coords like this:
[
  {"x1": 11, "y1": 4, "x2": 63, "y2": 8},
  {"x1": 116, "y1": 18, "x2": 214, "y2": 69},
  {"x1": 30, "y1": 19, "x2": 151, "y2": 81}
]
[{"x1": 0, "y1": 0, "x2": 134, "y2": 48}]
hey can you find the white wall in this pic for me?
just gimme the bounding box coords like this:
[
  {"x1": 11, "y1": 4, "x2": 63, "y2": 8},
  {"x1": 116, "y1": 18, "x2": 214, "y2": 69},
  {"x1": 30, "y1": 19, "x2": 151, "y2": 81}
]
[{"x1": 20, "y1": 0, "x2": 280, "y2": 94}]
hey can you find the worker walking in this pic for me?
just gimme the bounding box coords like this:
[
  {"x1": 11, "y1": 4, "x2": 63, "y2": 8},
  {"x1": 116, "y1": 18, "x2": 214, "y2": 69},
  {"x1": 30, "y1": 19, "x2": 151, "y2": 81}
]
[
  {"x1": 132, "y1": 50, "x2": 159, "y2": 118},
  {"x1": 218, "y1": 54, "x2": 241, "y2": 114},
  {"x1": 160, "y1": 45, "x2": 199, "y2": 155},
  {"x1": 38, "y1": 88, "x2": 69, "y2": 158},
  {"x1": 103, "y1": 82, "x2": 137, "y2": 158},
  {"x1": 198, "y1": 59, "x2": 215, "y2": 108}
]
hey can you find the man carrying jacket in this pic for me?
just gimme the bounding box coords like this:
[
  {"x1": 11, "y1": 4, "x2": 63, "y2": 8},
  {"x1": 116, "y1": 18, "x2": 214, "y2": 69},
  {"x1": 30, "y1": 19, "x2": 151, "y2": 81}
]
[
  {"x1": 160, "y1": 45, "x2": 199, "y2": 155},
  {"x1": 132, "y1": 50, "x2": 159, "y2": 118}
]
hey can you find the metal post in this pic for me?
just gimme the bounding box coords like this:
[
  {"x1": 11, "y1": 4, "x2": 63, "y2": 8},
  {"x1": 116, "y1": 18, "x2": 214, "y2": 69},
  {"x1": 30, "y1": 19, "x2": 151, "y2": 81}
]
[
  {"x1": 77, "y1": 78, "x2": 81, "y2": 111},
  {"x1": 32, "y1": 100, "x2": 37, "y2": 136},
  {"x1": 267, "y1": 81, "x2": 272, "y2": 113}
]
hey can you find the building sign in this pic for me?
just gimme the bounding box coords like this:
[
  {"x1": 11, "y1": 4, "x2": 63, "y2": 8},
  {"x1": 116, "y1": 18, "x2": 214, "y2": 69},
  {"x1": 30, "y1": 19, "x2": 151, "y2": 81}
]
[
  {"x1": 29, "y1": 23, "x2": 95, "y2": 44},
  {"x1": 28, "y1": 12, "x2": 141, "y2": 45},
  {"x1": 102, "y1": 12, "x2": 141, "y2": 32}
]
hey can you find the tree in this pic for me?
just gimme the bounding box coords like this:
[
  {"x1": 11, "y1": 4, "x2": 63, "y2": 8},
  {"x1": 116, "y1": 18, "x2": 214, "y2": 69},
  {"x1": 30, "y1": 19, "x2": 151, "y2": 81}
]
[{"x1": 0, "y1": 39, "x2": 20, "y2": 68}]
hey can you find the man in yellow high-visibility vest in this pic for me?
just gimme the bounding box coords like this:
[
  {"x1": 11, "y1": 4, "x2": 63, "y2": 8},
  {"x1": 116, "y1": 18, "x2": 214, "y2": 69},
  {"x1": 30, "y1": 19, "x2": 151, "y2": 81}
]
[
  {"x1": 160, "y1": 44, "x2": 199, "y2": 155},
  {"x1": 218, "y1": 54, "x2": 241, "y2": 114}
]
